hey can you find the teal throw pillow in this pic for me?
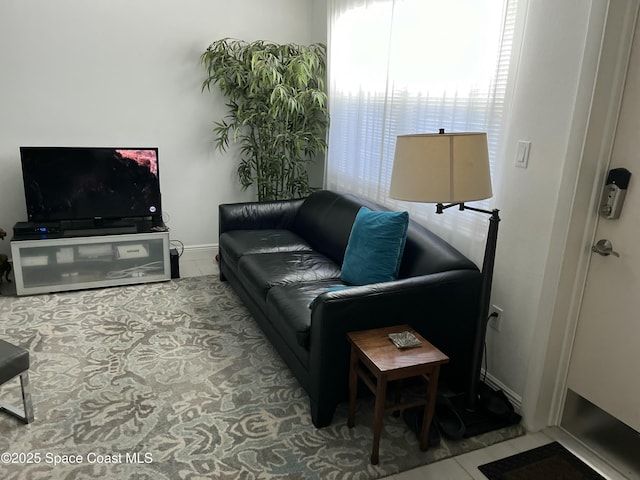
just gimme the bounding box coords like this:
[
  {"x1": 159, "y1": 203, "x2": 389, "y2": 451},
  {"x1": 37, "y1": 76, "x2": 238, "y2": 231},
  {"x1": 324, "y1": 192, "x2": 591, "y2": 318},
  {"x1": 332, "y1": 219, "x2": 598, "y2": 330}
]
[{"x1": 341, "y1": 207, "x2": 409, "y2": 285}]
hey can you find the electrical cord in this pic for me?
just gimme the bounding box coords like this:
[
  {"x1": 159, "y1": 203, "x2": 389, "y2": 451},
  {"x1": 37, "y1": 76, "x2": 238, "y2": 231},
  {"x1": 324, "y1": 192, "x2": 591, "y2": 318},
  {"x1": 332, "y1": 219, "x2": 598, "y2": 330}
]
[
  {"x1": 161, "y1": 209, "x2": 184, "y2": 258},
  {"x1": 482, "y1": 311, "x2": 499, "y2": 384},
  {"x1": 106, "y1": 261, "x2": 165, "y2": 279},
  {"x1": 483, "y1": 341, "x2": 488, "y2": 384},
  {"x1": 170, "y1": 240, "x2": 184, "y2": 257}
]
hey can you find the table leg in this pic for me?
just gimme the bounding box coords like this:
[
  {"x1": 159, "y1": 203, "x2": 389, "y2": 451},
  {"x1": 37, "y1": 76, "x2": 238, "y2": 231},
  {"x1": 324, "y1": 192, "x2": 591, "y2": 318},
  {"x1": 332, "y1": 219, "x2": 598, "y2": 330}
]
[
  {"x1": 371, "y1": 375, "x2": 387, "y2": 465},
  {"x1": 420, "y1": 366, "x2": 440, "y2": 451},
  {"x1": 347, "y1": 344, "x2": 358, "y2": 428},
  {"x1": 392, "y1": 379, "x2": 402, "y2": 417}
]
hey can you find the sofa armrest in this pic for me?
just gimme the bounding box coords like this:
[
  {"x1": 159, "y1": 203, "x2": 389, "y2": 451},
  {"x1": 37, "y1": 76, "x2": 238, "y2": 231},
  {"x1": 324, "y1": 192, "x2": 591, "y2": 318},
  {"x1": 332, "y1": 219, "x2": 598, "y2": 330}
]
[
  {"x1": 219, "y1": 198, "x2": 305, "y2": 235},
  {"x1": 310, "y1": 269, "x2": 481, "y2": 335},
  {"x1": 306, "y1": 269, "x2": 482, "y2": 424}
]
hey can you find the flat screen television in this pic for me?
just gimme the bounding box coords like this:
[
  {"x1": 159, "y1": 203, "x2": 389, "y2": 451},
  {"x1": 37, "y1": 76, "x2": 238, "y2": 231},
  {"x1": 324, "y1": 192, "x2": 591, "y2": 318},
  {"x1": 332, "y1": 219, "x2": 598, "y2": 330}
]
[{"x1": 20, "y1": 146, "x2": 162, "y2": 225}]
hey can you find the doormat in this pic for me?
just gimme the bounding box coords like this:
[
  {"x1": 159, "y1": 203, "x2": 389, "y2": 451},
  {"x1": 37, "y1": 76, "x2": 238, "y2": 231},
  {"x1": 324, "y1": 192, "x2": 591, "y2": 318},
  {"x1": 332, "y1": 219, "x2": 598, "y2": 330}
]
[{"x1": 478, "y1": 441, "x2": 605, "y2": 480}]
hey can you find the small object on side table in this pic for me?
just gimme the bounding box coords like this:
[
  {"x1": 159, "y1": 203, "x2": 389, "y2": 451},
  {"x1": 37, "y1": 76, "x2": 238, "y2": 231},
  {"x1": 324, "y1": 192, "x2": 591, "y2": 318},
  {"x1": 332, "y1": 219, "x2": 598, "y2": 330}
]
[
  {"x1": 347, "y1": 325, "x2": 449, "y2": 465},
  {"x1": 388, "y1": 331, "x2": 422, "y2": 349}
]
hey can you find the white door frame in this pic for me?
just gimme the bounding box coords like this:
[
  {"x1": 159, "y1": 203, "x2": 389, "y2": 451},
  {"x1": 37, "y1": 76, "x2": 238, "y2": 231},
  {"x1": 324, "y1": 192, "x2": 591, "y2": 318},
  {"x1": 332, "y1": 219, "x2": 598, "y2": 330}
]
[{"x1": 521, "y1": 0, "x2": 639, "y2": 431}]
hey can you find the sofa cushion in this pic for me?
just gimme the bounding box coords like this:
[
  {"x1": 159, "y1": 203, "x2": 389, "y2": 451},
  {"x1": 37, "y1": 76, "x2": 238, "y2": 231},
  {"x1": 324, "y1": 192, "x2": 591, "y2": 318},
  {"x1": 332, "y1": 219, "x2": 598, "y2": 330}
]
[
  {"x1": 237, "y1": 251, "x2": 342, "y2": 304},
  {"x1": 220, "y1": 230, "x2": 313, "y2": 271},
  {"x1": 291, "y1": 190, "x2": 363, "y2": 265},
  {"x1": 398, "y1": 222, "x2": 479, "y2": 277},
  {"x1": 267, "y1": 280, "x2": 345, "y2": 359},
  {"x1": 341, "y1": 207, "x2": 409, "y2": 285}
]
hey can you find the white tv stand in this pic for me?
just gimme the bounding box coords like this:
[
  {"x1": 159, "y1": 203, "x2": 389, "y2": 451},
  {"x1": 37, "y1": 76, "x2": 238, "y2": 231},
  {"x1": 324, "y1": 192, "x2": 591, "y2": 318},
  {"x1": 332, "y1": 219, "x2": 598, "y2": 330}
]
[{"x1": 11, "y1": 231, "x2": 170, "y2": 296}]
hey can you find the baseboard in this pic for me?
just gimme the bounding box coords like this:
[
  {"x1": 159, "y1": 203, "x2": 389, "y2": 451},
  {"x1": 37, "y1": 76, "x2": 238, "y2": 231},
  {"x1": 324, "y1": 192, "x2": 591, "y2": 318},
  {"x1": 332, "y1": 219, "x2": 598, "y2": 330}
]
[
  {"x1": 481, "y1": 369, "x2": 523, "y2": 414},
  {"x1": 179, "y1": 244, "x2": 218, "y2": 263}
]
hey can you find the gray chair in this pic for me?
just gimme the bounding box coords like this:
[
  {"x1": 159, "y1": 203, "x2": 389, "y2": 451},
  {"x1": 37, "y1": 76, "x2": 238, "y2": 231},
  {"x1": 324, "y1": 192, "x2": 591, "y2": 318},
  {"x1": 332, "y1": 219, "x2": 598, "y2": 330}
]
[{"x1": 0, "y1": 339, "x2": 34, "y2": 423}]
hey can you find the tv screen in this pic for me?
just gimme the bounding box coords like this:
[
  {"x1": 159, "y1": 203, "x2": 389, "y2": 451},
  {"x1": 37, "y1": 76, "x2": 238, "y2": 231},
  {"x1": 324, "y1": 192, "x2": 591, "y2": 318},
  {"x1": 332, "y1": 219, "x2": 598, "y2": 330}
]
[{"x1": 20, "y1": 147, "x2": 162, "y2": 223}]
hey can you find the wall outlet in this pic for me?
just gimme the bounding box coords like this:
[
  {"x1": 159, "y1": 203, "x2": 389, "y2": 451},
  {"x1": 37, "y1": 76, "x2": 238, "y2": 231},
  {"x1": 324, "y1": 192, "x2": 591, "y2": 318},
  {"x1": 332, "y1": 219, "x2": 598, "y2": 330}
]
[{"x1": 489, "y1": 305, "x2": 503, "y2": 331}]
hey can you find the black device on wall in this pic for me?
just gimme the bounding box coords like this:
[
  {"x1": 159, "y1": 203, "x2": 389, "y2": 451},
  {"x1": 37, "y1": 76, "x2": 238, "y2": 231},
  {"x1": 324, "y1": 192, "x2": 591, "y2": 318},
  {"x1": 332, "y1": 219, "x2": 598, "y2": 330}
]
[
  {"x1": 19, "y1": 147, "x2": 162, "y2": 228},
  {"x1": 600, "y1": 167, "x2": 631, "y2": 219}
]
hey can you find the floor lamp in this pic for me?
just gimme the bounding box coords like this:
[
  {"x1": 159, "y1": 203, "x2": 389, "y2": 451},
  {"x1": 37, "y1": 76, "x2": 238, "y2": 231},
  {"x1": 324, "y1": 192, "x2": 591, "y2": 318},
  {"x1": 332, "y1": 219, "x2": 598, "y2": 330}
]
[{"x1": 389, "y1": 130, "x2": 499, "y2": 413}]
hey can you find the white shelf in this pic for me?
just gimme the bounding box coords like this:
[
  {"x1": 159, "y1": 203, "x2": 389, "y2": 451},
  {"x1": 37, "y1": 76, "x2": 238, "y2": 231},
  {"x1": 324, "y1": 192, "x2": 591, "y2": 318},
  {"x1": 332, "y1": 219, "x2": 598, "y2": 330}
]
[{"x1": 11, "y1": 231, "x2": 170, "y2": 295}]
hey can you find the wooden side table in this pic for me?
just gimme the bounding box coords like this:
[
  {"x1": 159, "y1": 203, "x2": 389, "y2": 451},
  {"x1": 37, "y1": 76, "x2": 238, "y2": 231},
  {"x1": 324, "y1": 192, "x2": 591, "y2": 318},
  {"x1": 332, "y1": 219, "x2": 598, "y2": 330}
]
[{"x1": 347, "y1": 325, "x2": 449, "y2": 465}]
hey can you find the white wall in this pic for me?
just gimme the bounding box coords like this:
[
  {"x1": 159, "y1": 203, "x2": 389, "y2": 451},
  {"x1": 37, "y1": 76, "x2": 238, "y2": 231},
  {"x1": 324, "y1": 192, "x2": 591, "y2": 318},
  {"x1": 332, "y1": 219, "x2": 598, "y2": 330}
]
[
  {"x1": 308, "y1": 0, "x2": 328, "y2": 188},
  {"x1": 487, "y1": 0, "x2": 591, "y2": 394},
  {"x1": 311, "y1": 0, "x2": 328, "y2": 43},
  {"x1": 485, "y1": 0, "x2": 619, "y2": 429},
  {"x1": 0, "y1": 0, "x2": 316, "y2": 255}
]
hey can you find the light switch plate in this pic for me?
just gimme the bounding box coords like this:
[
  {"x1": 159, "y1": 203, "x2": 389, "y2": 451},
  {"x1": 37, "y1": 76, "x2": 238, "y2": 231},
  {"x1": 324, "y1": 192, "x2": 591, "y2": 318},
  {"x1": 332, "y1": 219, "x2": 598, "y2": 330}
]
[{"x1": 515, "y1": 140, "x2": 531, "y2": 168}]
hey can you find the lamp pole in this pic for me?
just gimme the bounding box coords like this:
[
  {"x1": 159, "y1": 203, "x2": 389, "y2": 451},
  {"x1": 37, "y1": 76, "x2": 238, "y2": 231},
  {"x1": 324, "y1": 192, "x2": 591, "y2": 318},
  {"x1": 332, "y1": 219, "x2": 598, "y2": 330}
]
[
  {"x1": 436, "y1": 203, "x2": 500, "y2": 410},
  {"x1": 466, "y1": 207, "x2": 500, "y2": 410}
]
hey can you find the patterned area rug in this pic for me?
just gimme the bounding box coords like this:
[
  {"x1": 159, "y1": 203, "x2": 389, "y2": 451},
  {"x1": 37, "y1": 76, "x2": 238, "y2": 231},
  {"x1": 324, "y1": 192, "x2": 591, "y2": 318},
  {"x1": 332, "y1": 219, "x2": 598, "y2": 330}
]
[{"x1": 0, "y1": 276, "x2": 524, "y2": 479}]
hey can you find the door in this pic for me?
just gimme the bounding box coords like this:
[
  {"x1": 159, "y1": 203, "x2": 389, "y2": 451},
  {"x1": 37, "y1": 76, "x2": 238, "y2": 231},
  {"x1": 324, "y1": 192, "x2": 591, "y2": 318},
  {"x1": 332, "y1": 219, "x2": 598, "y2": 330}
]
[{"x1": 566, "y1": 17, "x2": 640, "y2": 432}]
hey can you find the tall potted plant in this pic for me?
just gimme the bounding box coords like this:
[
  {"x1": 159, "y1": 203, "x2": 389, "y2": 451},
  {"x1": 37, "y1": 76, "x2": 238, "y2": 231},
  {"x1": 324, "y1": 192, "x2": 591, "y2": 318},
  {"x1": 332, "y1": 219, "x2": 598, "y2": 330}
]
[{"x1": 201, "y1": 38, "x2": 329, "y2": 201}]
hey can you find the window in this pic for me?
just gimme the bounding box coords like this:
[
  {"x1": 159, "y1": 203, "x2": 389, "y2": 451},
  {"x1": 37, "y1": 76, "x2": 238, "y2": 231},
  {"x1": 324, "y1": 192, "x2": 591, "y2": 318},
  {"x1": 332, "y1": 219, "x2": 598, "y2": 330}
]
[{"x1": 327, "y1": 0, "x2": 517, "y2": 260}]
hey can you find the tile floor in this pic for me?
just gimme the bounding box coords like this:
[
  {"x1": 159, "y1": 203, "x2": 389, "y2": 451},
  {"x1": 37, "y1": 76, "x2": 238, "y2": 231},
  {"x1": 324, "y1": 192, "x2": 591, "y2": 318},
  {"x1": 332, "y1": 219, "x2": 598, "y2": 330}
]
[
  {"x1": 179, "y1": 255, "x2": 218, "y2": 278},
  {"x1": 382, "y1": 427, "x2": 633, "y2": 480},
  {"x1": 179, "y1": 253, "x2": 631, "y2": 480}
]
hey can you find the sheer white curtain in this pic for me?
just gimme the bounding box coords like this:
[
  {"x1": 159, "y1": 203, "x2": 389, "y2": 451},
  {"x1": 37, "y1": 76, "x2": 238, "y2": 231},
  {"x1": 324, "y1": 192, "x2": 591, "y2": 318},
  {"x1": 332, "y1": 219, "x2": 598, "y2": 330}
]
[{"x1": 326, "y1": 0, "x2": 517, "y2": 263}]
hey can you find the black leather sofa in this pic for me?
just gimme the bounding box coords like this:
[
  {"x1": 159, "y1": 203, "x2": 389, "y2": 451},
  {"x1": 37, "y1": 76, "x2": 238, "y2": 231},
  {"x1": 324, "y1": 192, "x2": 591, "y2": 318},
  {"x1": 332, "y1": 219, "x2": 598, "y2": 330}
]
[{"x1": 218, "y1": 190, "x2": 482, "y2": 427}]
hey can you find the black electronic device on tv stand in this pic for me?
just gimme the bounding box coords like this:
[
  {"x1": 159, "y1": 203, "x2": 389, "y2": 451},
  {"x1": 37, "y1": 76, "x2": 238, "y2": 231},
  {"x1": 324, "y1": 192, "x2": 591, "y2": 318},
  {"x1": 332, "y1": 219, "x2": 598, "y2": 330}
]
[
  {"x1": 15, "y1": 146, "x2": 166, "y2": 241},
  {"x1": 61, "y1": 221, "x2": 138, "y2": 237},
  {"x1": 13, "y1": 222, "x2": 61, "y2": 237},
  {"x1": 60, "y1": 218, "x2": 149, "y2": 236},
  {"x1": 13, "y1": 218, "x2": 164, "y2": 240},
  {"x1": 19, "y1": 146, "x2": 163, "y2": 226}
]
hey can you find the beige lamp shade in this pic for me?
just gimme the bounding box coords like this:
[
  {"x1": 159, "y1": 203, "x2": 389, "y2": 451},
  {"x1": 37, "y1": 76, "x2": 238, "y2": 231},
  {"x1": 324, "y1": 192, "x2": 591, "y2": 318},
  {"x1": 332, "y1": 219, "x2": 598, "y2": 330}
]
[{"x1": 389, "y1": 132, "x2": 493, "y2": 203}]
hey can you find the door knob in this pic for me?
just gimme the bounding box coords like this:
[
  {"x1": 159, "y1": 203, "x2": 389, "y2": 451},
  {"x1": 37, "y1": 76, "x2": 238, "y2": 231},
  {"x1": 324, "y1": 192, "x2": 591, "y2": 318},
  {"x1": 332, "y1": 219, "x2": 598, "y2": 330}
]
[{"x1": 591, "y1": 239, "x2": 620, "y2": 257}]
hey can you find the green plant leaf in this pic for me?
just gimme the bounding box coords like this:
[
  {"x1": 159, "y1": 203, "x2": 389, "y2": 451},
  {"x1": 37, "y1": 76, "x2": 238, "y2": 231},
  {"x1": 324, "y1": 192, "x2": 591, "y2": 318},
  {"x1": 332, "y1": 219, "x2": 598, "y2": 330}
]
[{"x1": 201, "y1": 38, "x2": 328, "y2": 200}]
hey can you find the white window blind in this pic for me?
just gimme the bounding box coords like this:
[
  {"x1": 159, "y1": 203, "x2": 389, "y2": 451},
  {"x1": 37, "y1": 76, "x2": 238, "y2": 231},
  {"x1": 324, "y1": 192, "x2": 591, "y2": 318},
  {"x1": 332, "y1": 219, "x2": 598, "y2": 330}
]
[{"x1": 327, "y1": 0, "x2": 517, "y2": 263}]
